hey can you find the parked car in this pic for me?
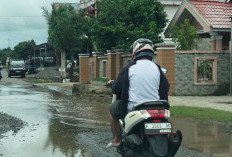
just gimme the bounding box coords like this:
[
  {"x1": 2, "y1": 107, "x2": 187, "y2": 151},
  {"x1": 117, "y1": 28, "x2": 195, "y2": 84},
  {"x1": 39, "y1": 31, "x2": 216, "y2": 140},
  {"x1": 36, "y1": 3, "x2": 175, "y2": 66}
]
[
  {"x1": 25, "y1": 60, "x2": 36, "y2": 74},
  {"x1": 8, "y1": 60, "x2": 26, "y2": 78}
]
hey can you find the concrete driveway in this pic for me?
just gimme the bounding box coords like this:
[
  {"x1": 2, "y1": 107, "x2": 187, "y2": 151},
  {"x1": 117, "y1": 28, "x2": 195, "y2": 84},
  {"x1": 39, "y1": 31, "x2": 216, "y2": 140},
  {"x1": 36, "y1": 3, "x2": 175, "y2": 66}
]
[{"x1": 169, "y1": 96, "x2": 232, "y2": 112}]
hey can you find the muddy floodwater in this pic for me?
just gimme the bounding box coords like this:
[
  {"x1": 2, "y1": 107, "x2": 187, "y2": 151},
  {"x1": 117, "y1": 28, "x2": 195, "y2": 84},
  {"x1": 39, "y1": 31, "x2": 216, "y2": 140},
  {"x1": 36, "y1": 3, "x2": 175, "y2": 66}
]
[
  {"x1": 0, "y1": 83, "x2": 232, "y2": 157},
  {"x1": 171, "y1": 117, "x2": 232, "y2": 157}
]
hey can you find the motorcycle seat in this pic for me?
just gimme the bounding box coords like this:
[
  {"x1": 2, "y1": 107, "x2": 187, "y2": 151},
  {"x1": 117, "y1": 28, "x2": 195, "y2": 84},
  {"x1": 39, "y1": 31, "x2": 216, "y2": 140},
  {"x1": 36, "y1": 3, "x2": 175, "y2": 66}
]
[{"x1": 133, "y1": 100, "x2": 170, "y2": 110}]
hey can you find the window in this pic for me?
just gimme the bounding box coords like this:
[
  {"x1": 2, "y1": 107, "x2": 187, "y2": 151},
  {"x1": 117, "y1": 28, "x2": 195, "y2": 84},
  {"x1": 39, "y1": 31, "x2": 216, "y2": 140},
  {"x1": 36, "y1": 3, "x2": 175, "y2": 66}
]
[{"x1": 194, "y1": 57, "x2": 217, "y2": 85}]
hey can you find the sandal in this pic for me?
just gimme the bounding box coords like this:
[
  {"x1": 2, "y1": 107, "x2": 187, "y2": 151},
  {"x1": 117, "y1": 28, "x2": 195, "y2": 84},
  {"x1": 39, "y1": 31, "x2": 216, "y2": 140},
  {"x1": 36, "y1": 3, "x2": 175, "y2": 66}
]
[{"x1": 105, "y1": 142, "x2": 120, "y2": 148}]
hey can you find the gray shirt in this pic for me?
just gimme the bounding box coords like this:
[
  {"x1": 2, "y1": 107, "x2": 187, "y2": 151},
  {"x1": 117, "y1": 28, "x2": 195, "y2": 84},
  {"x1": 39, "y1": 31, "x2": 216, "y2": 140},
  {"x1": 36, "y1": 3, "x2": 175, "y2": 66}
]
[{"x1": 128, "y1": 60, "x2": 160, "y2": 111}]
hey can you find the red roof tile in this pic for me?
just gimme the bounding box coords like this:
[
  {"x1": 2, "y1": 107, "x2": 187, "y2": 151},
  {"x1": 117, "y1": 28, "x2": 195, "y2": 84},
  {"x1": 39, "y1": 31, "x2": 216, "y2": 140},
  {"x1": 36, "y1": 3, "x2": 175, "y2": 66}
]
[{"x1": 189, "y1": 0, "x2": 232, "y2": 29}]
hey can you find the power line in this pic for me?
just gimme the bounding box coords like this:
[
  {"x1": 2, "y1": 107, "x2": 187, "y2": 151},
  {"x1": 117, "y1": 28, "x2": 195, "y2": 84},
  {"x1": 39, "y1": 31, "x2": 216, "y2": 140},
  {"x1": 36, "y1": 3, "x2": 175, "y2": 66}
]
[{"x1": 0, "y1": 16, "x2": 44, "y2": 18}]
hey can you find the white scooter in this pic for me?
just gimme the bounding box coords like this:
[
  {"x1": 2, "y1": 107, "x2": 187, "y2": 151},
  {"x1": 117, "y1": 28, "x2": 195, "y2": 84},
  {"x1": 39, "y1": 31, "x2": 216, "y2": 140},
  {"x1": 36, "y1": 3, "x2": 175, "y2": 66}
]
[
  {"x1": 112, "y1": 94, "x2": 181, "y2": 157},
  {"x1": 110, "y1": 68, "x2": 182, "y2": 157}
]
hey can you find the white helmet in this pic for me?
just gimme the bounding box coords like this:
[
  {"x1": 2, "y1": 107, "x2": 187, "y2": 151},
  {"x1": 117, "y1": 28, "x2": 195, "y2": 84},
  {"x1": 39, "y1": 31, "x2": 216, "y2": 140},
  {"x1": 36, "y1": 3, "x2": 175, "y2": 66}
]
[{"x1": 130, "y1": 38, "x2": 155, "y2": 60}]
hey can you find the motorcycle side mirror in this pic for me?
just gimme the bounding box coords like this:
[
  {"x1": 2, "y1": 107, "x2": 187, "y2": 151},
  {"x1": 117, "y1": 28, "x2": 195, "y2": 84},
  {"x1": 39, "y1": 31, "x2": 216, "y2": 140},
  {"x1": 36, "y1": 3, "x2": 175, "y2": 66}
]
[{"x1": 161, "y1": 68, "x2": 167, "y2": 74}]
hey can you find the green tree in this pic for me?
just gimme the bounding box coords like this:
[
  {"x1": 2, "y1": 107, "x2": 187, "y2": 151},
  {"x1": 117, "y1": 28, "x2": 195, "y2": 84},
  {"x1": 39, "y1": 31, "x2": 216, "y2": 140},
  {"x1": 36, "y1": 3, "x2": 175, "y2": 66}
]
[
  {"x1": 42, "y1": 5, "x2": 61, "y2": 68},
  {"x1": 13, "y1": 40, "x2": 36, "y2": 60},
  {"x1": 92, "y1": 0, "x2": 167, "y2": 52},
  {"x1": 42, "y1": 5, "x2": 91, "y2": 59},
  {"x1": 77, "y1": 9, "x2": 94, "y2": 54},
  {"x1": 0, "y1": 48, "x2": 15, "y2": 65},
  {"x1": 171, "y1": 19, "x2": 200, "y2": 50}
]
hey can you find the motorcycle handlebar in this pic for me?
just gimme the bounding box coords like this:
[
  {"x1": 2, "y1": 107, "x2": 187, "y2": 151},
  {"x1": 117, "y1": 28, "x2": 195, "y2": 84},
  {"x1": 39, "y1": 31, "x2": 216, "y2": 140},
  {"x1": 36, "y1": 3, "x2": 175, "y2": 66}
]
[{"x1": 105, "y1": 83, "x2": 111, "y2": 87}]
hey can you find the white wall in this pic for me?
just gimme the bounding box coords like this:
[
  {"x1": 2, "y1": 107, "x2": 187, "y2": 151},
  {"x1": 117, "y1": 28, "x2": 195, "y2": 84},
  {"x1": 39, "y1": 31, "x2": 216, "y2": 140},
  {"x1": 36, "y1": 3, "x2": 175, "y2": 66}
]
[{"x1": 159, "y1": 0, "x2": 182, "y2": 40}]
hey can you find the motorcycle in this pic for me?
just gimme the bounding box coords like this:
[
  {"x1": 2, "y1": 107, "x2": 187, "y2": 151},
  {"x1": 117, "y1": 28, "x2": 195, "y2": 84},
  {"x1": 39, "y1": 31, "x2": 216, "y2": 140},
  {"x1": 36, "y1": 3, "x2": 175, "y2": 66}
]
[{"x1": 111, "y1": 93, "x2": 182, "y2": 157}]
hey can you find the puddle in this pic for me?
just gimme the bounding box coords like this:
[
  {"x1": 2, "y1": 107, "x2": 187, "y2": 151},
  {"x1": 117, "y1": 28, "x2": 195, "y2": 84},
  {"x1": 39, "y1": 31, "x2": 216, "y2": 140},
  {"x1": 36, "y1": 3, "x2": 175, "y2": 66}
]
[
  {"x1": 171, "y1": 117, "x2": 232, "y2": 157},
  {"x1": 0, "y1": 123, "x2": 92, "y2": 157}
]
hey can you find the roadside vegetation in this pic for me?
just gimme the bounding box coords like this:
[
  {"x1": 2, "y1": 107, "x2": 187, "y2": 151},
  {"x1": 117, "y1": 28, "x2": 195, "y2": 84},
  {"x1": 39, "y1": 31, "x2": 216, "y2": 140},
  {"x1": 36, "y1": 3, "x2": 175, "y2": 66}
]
[
  {"x1": 0, "y1": 40, "x2": 36, "y2": 64},
  {"x1": 171, "y1": 19, "x2": 200, "y2": 50},
  {"x1": 1, "y1": 0, "x2": 168, "y2": 67},
  {"x1": 92, "y1": 0, "x2": 167, "y2": 51},
  {"x1": 42, "y1": 0, "x2": 167, "y2": 58},
  {"x1": 171, "y1": 106, "x2": 232, "y2": 122},
  {"x1": 0, "y1": 48, "x2": 15, "y2": 64}
]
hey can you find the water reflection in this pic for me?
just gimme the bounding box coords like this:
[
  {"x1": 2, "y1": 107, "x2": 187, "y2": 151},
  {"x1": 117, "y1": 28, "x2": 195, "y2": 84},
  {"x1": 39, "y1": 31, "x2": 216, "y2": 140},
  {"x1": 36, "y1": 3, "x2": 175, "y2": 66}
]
[
  {"x1": 47, "y1": 91, "x2": 232, "y2": 157},
  {"x1": 45, "y1": 119, "x2": 83, "y2": 157},
  {"x1": 172, "y1": 117, "x2": 232, "y2": 157},
  {"x1": 0, "y1": 84, "x2": 87, "y2": 157},
  {"x1": 47, "y1": 90, "x2": 232, "y2": 157},
  {"x1": 45, "y1": 92, "x2": 111, "y2": 157}
]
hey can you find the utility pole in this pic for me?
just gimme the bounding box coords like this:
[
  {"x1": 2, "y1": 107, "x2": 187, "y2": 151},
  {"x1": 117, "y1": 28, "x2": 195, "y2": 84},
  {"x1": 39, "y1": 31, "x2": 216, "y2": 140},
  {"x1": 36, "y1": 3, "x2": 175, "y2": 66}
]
[
  {"x1": 94, "y1": 0, "x2": 97, "y2": 17},
  {"x1": 8, "y1": 37, "x2": 10, "y2": 49},
  {"x1": 33, "y1": 47, "x2": 35, "y2": 68},
  {"x1": 45, "y1": 44, "x2": 47, "y2": 63},
  {"x1": 40, "y1": 48, "x2": 42, "y2": 67},
  {"x1": 230, "y1": 17, "x2": 232, "y2": 95}
]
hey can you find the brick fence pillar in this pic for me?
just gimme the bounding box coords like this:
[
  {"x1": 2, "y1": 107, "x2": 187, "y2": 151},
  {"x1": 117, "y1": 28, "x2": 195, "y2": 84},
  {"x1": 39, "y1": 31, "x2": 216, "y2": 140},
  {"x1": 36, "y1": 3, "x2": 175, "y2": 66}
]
[
  {"x1": 115, "y1": 51, "x2": 123, "y2": 77},
  {"x1": 156, "y1": 43, "x2": 176, "y2": 95},
  {"x1": 92, "y1": 52, "x2": 99, "y2": 78},
  {"x1": 107, "y1": 50, "x2": 116, "y2": 80},
  {"x1": 79, "y1": 54, "x2": 90, "y2": 84}
]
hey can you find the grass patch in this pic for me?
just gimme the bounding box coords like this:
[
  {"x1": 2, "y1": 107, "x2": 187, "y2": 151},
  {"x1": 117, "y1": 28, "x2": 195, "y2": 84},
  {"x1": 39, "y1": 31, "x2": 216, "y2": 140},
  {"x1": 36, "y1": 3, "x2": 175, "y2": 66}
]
[
  {"x1": 26, "y1": 78, "x2": 53, "y2": 83},
  {"x1": 170, "y1": 106, "x2": 232, "y2": 122}
]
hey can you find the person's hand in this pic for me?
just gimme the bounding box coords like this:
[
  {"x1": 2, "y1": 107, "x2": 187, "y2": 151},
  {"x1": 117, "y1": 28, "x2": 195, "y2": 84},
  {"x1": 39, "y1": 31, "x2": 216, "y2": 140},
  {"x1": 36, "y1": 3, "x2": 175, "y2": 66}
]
[
  {"x1": 107, "y1": 80, "x2": 114, "y2": 85},
  {"x1": 105, "y1": 80, "x2": 114, "y2": 87}
]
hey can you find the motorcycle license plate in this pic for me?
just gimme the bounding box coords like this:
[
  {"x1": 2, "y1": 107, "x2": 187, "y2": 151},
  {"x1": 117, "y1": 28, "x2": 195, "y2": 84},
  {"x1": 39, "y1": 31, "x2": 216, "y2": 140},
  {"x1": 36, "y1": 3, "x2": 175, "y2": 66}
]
[{"x1": 144, "y1": 122, "x2": 172, "y2": 134}]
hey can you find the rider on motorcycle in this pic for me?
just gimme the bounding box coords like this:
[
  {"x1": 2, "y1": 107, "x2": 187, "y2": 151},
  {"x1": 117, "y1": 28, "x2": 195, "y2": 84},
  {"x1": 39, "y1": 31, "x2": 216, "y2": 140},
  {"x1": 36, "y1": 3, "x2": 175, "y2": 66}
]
[{"x1": 107, "y1": 38, "x2": 170, "y2": 148}]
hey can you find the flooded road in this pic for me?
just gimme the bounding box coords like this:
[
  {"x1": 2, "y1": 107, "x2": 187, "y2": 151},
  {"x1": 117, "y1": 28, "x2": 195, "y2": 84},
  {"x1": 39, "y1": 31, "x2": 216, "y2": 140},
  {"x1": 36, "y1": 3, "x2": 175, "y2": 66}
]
[
  {"x1": 0, "y1": 82, "x2": 114, "y2": 157},
  {"x1": 0, "y1": 80, "x2": 232, "y2": 157},
  {"x1": 172, "y1": 117, "x2": 232, "y2": 157},
  {"x1": 0, "y1": 81, "x2": 109, "y2": 157}
]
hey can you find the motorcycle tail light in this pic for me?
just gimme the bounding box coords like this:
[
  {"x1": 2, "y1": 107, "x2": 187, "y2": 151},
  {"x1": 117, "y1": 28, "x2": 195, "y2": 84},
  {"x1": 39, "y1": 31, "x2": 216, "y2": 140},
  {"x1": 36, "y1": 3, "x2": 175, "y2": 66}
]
[{"x1": 146, "y1": 110, "x2": 170, "y2": 119}]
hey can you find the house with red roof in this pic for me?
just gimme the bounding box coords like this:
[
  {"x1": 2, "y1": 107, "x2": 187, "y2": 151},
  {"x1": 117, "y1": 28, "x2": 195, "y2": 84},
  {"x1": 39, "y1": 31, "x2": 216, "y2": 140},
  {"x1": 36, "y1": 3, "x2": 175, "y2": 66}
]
[
  {"x1": 156, "y1": 0, "x2": 232, "y2": 96},
  {"x1": 165, "y1": 0, "x2": 232, "y2": 51},
  {"x1": 76, "y1": 0, "x2": 232, "y2": 96}
]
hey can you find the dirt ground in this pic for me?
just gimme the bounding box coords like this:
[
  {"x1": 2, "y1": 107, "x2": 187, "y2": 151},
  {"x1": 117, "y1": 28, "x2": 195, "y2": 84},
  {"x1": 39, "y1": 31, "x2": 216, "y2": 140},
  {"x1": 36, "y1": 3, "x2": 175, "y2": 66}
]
[{"x1": 0, "y1": 112, "x2": 26, "y2": 138}]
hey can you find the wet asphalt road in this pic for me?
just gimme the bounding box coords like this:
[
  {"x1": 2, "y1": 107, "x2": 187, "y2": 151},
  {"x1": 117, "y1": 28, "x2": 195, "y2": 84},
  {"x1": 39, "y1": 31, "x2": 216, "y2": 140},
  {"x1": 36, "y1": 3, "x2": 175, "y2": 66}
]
[
  {"x1": 0, "y1": 70, "x2": 118, "y2": 157},
  {"x1": 0, "y1": 69, "x2": 231, "y2": 157}
]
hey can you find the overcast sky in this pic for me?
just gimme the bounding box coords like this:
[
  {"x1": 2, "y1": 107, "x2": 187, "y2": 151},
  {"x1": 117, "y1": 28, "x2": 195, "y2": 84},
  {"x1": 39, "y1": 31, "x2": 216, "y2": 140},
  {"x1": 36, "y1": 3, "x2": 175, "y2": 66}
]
[{"x1": 0, "y1": 0, "x2": 80, "y2": 50}]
